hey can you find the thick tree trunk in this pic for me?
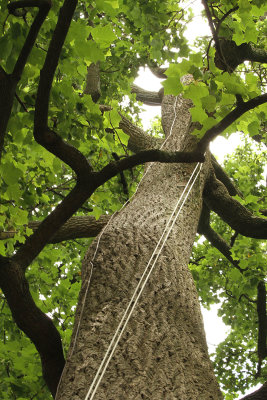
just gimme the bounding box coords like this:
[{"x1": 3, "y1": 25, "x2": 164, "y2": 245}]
[{"x1": 56, "y1": 96, "x2": 223, "y2": 399}]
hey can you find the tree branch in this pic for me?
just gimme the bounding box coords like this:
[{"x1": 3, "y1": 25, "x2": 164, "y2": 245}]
[
  {"x1": 96, "y1": 149, "x2": 205, "y2": 186},
  {"x1": 12, "y1": 182, "x2": 98, "y2": 269},
  {"x1": 215, "y1": 6, "x2": 239, "y2": 36},
  {"x1": 33, "y1": 0, "x2": 92, "y2": 177},
  {"x1": 0, "y1": 215, "x2": 110, "y2": 243},
  {"x1": 119, "y1": 112, "x2": 163, "y2": 152},
  {"x1": 8, "y1": 0, "x2": 52, "y2": 81},
  {"x1": 197, "y1": 94, "x2": 267, "y2": 153},
  {"x1": 211, "y1": 155, "x2": 243, "y2": 197},
  {"x1": 215, "y1": 39, "x2": 267, "y2": 72},
  {"x1": 0, "y1": 1, "x2": 51, "y2": 161},
  {"x1": 197, "y1": 202, "x2": 243, "y2": 271},
  {"x1": 148, "y1": 64, "x2": 167, "y2": 79},
  {"x1": 203, "y1": 171, "x2": 267, "y2": 239},
  {"x1": 0, "y1": 256, "x2": 65, "y2": 398},
  {"x1": 112, "y1": 153, "x2": 129, "y2": 197},
  {"x1": 257, "y1": 281, "x2": 267, "y2": 362},
  {"x1": 131, "y1": 84, "x2": 164, "y2": 105},
  {"x1": 238, "y1": 381, "x2": 267, "y2": 400},
  {"x1": 201, "y1": 0, "x2": 220, "y2": 50},
  {"x1": 11, "y1": 0, "x2": 98, "y2": 269}
]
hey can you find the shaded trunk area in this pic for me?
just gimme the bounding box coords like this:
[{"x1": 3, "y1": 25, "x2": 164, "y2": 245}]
[{"x1": 56, "y1": 96, "x2": 223, "y2": 399}]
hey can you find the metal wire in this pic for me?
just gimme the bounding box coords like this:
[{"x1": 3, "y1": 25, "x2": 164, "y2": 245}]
[{"x1": 84, "y1": 161, "x2": 203, "y2": 400}]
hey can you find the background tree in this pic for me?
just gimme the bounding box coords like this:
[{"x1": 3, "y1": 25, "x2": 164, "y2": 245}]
[{"x1": 0, "y1": 0, "x2": 266, "y2": 399}]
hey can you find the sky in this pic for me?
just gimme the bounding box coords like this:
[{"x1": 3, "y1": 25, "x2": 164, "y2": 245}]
[{"x1": 134, "y1": 0, "x2": 263, "y2": 396}]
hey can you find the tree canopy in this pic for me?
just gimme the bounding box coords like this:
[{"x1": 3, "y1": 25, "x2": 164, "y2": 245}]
[{"x1": 0, "y1": 0, "x2": 266, "y2": 399}]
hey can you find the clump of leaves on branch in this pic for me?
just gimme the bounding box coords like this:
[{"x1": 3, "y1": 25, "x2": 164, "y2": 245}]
[{"x1": 0, "y1": 0, "x2": 266, "y2": 399}]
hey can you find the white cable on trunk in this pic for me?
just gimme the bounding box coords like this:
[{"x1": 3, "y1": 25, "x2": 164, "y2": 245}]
[{"x1": 84, "y1": 161, "x2": 203, "y2": 400}]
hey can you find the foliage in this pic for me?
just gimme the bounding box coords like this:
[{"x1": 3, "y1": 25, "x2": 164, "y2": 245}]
[
  {"x1": 0, "y1": 0, "x2": 266, "y2": 398},
  {"x1": 190, "y1": 136, "x2": 267, "y2": 398}
]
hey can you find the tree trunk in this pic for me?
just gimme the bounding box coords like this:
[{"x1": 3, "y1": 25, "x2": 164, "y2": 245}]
[{"x1": 56, "y1": 95, "x2": 223, "y2": 399}]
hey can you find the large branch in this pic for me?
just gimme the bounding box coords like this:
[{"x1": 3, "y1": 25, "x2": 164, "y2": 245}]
[
  {"x1": 215, "y1": 39, "x2": 267, "y2": 72},
  {"x1": 96, "y1": 148, "x2": 205, "y2": 186},
  {"x1": 148, "y1": 65, "x2": 167, "y2": 79},
  {"x1": 197, "y1": 94, "x2": 267, "y2": 153},
  {"x1": 0, "y1": 1, "x2": 51, "y2": 161},
  {"x1": 202, "y1": 1, "x2": 267, "y2": 71},
  {"x1": 238, "y1": 381, "x2": 267, "y2": 400},
  {"x1": 257, "y1": 281, "x2": 267, "y2": 362},
  {"x1": 33, "y1": 0, "x2": 91, "y2": 176},
  {"x1": 119, "y1": 112, "x2": 163, "y2": 152},
  {"x1": 12, "y1": 0, "x2": 99, "y2": 269},
  {"x1": 13, "y1": 182, "x2": 99, "y2": 269},
  {"x1": 131, "y1": 84, "x2": 163, "y2": 105},
  {"x1": 201, "y1": 0, "x2": 220, "y2": 50},
  {"x1": 0, "y1": 215, "x2": 110, "y2": 243},
  {"x1": 203, "y1": 171, "x2": 267, "y2": 239},
  {"x1": 197, "y1": 202, "x2": 242, "y2": 270},
  {"x1": 8, "y1": 0, "x2": 52, "y2": 80},
  {"x1": 211, "y1": 155, "x2": 243, "y2": 197},
  {"x1": 0, "y1": 256, "x2": 65, "y2": 398}
]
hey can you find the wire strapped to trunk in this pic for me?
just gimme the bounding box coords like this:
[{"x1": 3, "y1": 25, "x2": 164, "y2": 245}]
[
  {"x1": 55, "y1": 95, "x2": 204, "y2": 399},
  {"x1": 84, "y1": 160, "x2": 203, "y2": 400}
]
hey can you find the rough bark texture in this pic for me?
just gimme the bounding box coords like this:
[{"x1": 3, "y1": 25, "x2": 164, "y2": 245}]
[{"x1": 56, "y1": 96, "x2": 223, "y2": 399}]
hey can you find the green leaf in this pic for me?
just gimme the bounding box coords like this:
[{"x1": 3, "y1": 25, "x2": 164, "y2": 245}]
[
  {"x1": 228, "y1": 268, "x2": 243, "y2": 282},
  {"x1": 162, "y1": 77, "x2": 182, "y2": 96},
  {"x1": 1, "y1": 162, "x2": 23, "y2": 185},
  {"x1": 92, "y1": 206, "x2": 103, "y2": 220},
  {"x1": 165, "y1": 63, "x2": 181, "y2": 77},
  {"x1": 216, "y1": 74, "x2": 247, "y2": 96},
  {"x1": 239, "y1": 0, "x2": 252, "y2": 12},
  {"x1": 244, "y1": 194, "x2": 259, "y2": 205},
  {"x1": 0, "y1": 36, "x2": 13, "y2": 60},
  {"x1": 244, "y1": 25, "x2": 258, "y2": 43},
  {"x1": 247, "y1": 120, "x2": 260, "y2": 136},
  {"x1": 116, "y1": 129, "x2": 129, "y2": 146},
  {"x1": 184, "y1": 83, "x2": 209, "y2": 106},
  {"x1": 80, "y1": 41, "x2": 106, "y2": 63},
  {"x1": 6, "y1": 184, "x2": 22, "y2": 202},
  {"x1": 190, "y1": 106, "x2": 207, "y2": 123},
  {"x1": 91, "y1": 25, "x2": 117, "y2": 47},
  {"x1": 201, "y1": 95, "x2": 216, "y2": 112}
]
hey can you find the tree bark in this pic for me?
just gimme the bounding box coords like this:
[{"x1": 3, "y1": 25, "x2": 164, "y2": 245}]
[{"x1": 56, "y1": 95, "x2": 223, "y2": 399}]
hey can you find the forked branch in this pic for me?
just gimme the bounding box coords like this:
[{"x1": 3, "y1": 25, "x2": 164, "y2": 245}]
[{"x1": 197, "y1": 94, "x2": 267, "y2": 152}]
